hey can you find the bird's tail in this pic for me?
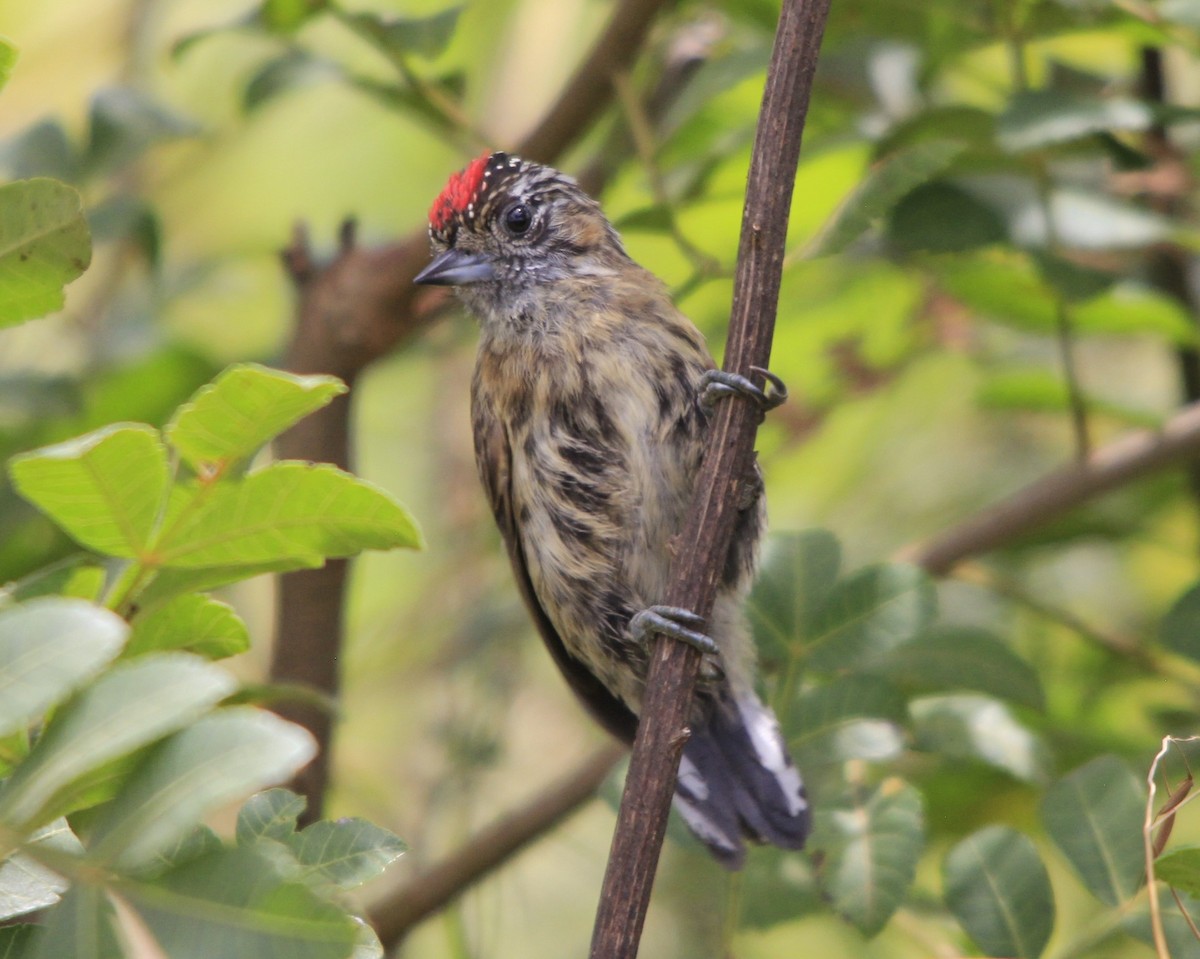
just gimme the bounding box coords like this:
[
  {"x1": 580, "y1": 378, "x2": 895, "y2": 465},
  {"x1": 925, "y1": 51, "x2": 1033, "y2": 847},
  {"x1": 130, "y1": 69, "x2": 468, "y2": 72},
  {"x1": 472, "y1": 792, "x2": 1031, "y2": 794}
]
[{"x1": 673, "y1": 685, "x2": 809, "y2": 869}]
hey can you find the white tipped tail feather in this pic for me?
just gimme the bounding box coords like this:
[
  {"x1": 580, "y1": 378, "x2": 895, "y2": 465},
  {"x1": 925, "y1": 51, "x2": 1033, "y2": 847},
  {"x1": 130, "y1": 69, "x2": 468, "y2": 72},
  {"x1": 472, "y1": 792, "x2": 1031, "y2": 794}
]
[{"x1": 673, "y1": 687, "x2": 809, "y2": 869}]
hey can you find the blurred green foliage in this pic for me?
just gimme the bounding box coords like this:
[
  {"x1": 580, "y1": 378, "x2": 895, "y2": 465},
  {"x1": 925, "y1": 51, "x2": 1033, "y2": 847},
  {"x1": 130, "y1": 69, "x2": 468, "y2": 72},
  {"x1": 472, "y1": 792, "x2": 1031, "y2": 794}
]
[{"x1": 6, "y1": 0, "x2": 1200, "y2": 956}]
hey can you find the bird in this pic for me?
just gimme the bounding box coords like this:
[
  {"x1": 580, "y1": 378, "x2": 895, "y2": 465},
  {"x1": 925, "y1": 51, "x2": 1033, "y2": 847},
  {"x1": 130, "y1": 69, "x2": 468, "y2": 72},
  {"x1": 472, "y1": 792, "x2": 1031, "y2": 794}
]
[{"x1": 414, "y1": 151, "x2": 809, "y2": 868}]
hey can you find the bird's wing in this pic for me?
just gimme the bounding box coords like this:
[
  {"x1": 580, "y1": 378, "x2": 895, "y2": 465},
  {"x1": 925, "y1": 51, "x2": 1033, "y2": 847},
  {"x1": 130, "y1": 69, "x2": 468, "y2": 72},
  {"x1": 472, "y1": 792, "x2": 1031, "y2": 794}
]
[{"x1": 474, "y1": 407, "x2": 638, "y2": 745}]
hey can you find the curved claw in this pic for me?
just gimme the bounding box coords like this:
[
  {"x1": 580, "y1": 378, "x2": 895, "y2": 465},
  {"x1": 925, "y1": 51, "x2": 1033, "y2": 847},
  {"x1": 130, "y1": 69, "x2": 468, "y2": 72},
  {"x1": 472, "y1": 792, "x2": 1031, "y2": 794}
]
[
  {"x1": 700, "y1": 367, "x2": 788, "y2": 412},
  {"x1": 630, "y1": 605, "x2": 719, "y2": 657}
]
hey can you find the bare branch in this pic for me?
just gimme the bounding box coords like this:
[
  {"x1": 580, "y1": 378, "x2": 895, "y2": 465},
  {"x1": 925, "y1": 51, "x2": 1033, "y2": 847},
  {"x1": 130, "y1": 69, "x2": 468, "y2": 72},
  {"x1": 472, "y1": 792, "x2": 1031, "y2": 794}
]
[
  {"x1": 898, "y1": 400, "x2": 1200, "y2": 576},
  {"x1": 370, "y1": 744, "x2": 625, "y2": 950},
  {"x1": 589, "y1": 2, "x2": 831, "y2": 956}
]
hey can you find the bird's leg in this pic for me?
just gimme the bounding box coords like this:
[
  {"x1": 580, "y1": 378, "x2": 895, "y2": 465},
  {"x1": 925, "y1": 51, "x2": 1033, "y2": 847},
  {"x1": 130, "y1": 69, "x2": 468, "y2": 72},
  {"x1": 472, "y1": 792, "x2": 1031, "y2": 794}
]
[
  {"x1": 701, "y1": 366, "x2": 788, "y2": 412},
  {"x1": 630, "y1": 606, "x2": 725, "y2": 681}
]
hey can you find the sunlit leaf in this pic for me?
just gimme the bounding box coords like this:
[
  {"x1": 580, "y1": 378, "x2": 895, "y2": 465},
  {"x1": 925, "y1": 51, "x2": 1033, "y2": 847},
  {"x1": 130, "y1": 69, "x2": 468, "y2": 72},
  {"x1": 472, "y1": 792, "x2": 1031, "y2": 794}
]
[
  {"x1": 289, "y1": 818, "x2": 406, "y2": 891},
  {"x1": 10, "y1": 424, "x2": 168, "y2": 557},
  {"x1": 166, "y1": 364, "x2": 347, "y2": 471},
  {"x1": 0, "y1": 655, "x2": 235, "y2": 828},
  {"x1": 154, "y1": 462, "x2": 422, "y2": 568},
  {"x1": 912, "y1": 694, "x2": 1047, "y2": 782},
  {"x1": 0, "y1": 178, "x2": 90, "y2": 327},
  {"x1": 237, "y1": 788, "x2": 306, "y2": 845},
  {"x1": 944, "y1": 826, "x2": 1055, "y2": 958},
  {"x1": 126, "y1": 594, "x2": 250, "y2": 660},
  {"x1": 812, "y1": 140, "x2": 967, "y2": 256},
  {"x1": 0, "y1": 820, "x2": 82, "y2": 921},
  {"x1": 804, "y1": 563, "x2": 936, "y2": 673},
  {"x1": 813, "y1": 779, "x2": 924, "y2": 936},
  {"x1": 998, "y1": 90, "x2": 1154, "y2": 153},
  {"x1": 1041, "y1": 755, "x2": 1145, "y2": 905},
  {"x1": 89, "y1": 709, "x2": 315, "y2": 870},
  {"x1": 1155, "y1": 847, "x2": 1200, "y2": 897},
  {"x1": 864, "y1": 626, "x2": 1044, "y2": 710},
  {"x1": 0, "y1": 599, "x2": 127, "y2": 738},
  {"x1": 123, "y1": 845, "x2": 359, "y2": 959},
  {"x1": 0, "y1": 37, "x2": 16, "y2": 93}
]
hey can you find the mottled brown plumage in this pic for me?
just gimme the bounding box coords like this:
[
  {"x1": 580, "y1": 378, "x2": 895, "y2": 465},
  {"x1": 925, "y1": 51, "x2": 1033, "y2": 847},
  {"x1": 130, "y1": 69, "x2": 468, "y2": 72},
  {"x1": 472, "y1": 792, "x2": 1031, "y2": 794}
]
[{"x1": 415, "y1": 152, "x2": 808, "y2": 867}]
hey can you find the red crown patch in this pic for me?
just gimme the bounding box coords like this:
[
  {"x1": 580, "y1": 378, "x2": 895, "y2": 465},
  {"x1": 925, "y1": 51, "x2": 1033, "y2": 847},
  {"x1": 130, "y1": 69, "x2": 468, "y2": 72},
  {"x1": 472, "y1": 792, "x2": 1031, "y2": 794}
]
[{"x1": 429, "y1": 152, "x2": 491, "y2": 231}]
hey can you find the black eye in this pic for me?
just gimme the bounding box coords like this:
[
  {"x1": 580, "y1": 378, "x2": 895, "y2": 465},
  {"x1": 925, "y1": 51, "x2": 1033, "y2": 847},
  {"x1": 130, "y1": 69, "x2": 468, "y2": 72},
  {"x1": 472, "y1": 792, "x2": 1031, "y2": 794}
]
[{"x1": 503, "y1": 203, "x2": 532, "y2": 236}]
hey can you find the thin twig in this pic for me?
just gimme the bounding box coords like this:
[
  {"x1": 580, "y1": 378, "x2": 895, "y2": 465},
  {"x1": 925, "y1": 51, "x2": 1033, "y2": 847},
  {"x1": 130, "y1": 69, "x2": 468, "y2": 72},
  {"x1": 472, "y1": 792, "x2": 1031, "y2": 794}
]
[
  {"x1": 897, "y1": 400, "x2": 1200, "y2": 576},
  {"x1": 369, "y1": 743, "x2": 625, "y2": 950},
  {"x1": 588, "y1": 2, "x2": 831, "y2": 956}
]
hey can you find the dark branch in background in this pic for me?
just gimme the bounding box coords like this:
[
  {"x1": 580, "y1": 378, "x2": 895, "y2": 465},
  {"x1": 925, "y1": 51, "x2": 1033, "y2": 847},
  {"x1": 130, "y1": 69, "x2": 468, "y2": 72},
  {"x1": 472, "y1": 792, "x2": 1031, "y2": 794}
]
[
  {"x1": 897, "y1": 400, "x2": 1200, "y2": 576},
  {"x1": 1139, "y1": 47, "x2": 1200, "y2": 519},
  {"x1": 369, "y1": 743, "x2": 624, "y2": 951},
  {"x1": 269, "y1": 0, "x2": 674, "y2": 821},
  {"x1": 589, "y1": 2, "x2": 831, "y2": 956}
]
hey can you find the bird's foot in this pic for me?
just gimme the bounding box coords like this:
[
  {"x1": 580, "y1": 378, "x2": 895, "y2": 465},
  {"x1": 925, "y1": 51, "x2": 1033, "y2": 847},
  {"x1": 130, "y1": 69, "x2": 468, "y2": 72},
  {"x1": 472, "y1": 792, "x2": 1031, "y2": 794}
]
[
  {"x1": 630, "y1": 605, "x2": 724, "y2": 681},
  {"x1": 700, "y1": 366, "x2": 788, "y2": 413}
]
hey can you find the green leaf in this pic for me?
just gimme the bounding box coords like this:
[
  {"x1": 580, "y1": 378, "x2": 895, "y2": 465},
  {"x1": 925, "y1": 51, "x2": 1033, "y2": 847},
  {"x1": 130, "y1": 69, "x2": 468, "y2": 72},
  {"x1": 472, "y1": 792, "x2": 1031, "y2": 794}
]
[
  {"x1": 135, "y1": 558, "x2": 323, "y2": 608},
  {"x1": 1122, "y1": 891, "x2": 1200, "y2": 955},
  {"x1": 83, "y1": 87, "x2": 199, "y2": 176},
  {"x1": 0, "y1": 820, "x2": 83, "y2": 921},
  {"x1": 864, "y1": 626, "x2": 1044, "y2": 710},
  {"x1": 350, "y1": 923, "x2": 385, "y2": 959},
  {"x1": 0, "y1": 37, "x2": 16, "y2": 93},
  {"x1": 811, "y1": 140, "x2": 966, "y2": 256},
  {"x1": 122, "y1": 845, "x2": 359, "y2": 959},
  {"x1": 30, "y1": 885, "x2": 122, "y2": 959},
  {"x1": 912, "y1": 694, "x2": 1047, "y2": 782},
  {"x1": 89, "y1": 708, "x2": 315, "y2": 870},
  {"x1": 242, "y1": 49, "x2": 336, "y2": 113},
  {"x1": 10, "y1": 424, "x2": 168, "y2": 557},
  {"x1": 886, "y1": 181, "x2": 1007, "y2": 254},
  {"x1": 1041, "y1": 755, "x2": 1146, "y2": 905},
  {"x1": 166, "y1": 364, "x2": 347, "y2": 470},
  {"x1": 944, "y1": 826, "x2": 1055, "y2": 958},
  {"x1": 735, "y1": 845, "x2": 822, "y2": 930},
  {"x1": 0, "y1": 599, "x2": 127, "y2": 738},
  {"x1": 813, "y1": 780, "x2": 924, "y2": 936},
  {"x1": 260, "y1": 0, "x2": 329, "y2": 33},
  {"x1": 805, "y1": 564, "x2": 937, "y2": 673},
  {"x1": 290, "y1": 818, "x2": 406, "y2": 891},
  {"x1": 0, "y1": 178, "x2": 91, "y2": 328},
  {"x1": 1161, "y1": 582, "x2": 1200, "y2": 663},
  {"x1": 998, "y1": 90, "x2": 1154, "y2": 153},
  {"x1": 748, "y1": 530, "x2": 841, "y2": 663},
  {"x1": 0, "y1": 654, "x2": 236, "y2": 828},
  {"x1": 1155, "y1": 846, "x2": 1200, "y2": 896},
  {"x1": 237, "y1": 788, "x2": 306, "y2": 845},
  {"x1": 790, "y1": 675, "x2": 908, "y2": 766},
  {"x1": 126, "y1": 594, "x2": 250, "y2": 660},
  {"x1": 0, "y1": 926, "x2": 34, "y2": 957},
  {"x1": 337, "y1": 6, "x2": 464, "y2": 61},
  {"x1": 154, "y1": 461, "x2": 422, "y2": 568}
]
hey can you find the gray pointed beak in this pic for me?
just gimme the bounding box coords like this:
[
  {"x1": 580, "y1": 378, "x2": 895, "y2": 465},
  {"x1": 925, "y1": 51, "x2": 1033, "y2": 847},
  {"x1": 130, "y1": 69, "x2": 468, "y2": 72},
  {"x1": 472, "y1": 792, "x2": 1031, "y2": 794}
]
[{"x1": 413, "y1": 248, "x2": 497, "y2": 286}]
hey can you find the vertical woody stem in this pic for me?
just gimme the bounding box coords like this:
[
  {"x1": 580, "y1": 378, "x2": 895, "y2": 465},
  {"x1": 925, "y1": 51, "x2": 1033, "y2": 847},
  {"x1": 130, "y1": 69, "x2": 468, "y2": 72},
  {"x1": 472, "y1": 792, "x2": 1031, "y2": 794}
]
[{"x1": 587, "y1": 1, "x2": 832, "y2": 956}]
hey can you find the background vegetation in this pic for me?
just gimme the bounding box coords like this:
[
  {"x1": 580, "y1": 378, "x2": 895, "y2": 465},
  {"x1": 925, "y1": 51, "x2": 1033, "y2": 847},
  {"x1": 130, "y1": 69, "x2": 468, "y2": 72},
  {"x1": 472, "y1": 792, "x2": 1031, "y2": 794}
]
[{"x1": 6, "y1": 0, "x2": 1200, "y2": 956}]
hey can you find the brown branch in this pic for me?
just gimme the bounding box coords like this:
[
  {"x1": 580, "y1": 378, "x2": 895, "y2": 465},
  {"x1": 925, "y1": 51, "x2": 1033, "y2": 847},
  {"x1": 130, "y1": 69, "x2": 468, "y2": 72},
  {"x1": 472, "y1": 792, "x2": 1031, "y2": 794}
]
[
  {"x1": 589, "y1": 2, "x2": 831, "y2": 957},
  {"x1": 897, "y1": 400, "x2": 1200, "y2": 576},
  {"x1": 270, "y1": 0, "x2": 674, "y2": 821},
  {"x1": 369, "y1": 743, "x2": 624, "y2": 950}
]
